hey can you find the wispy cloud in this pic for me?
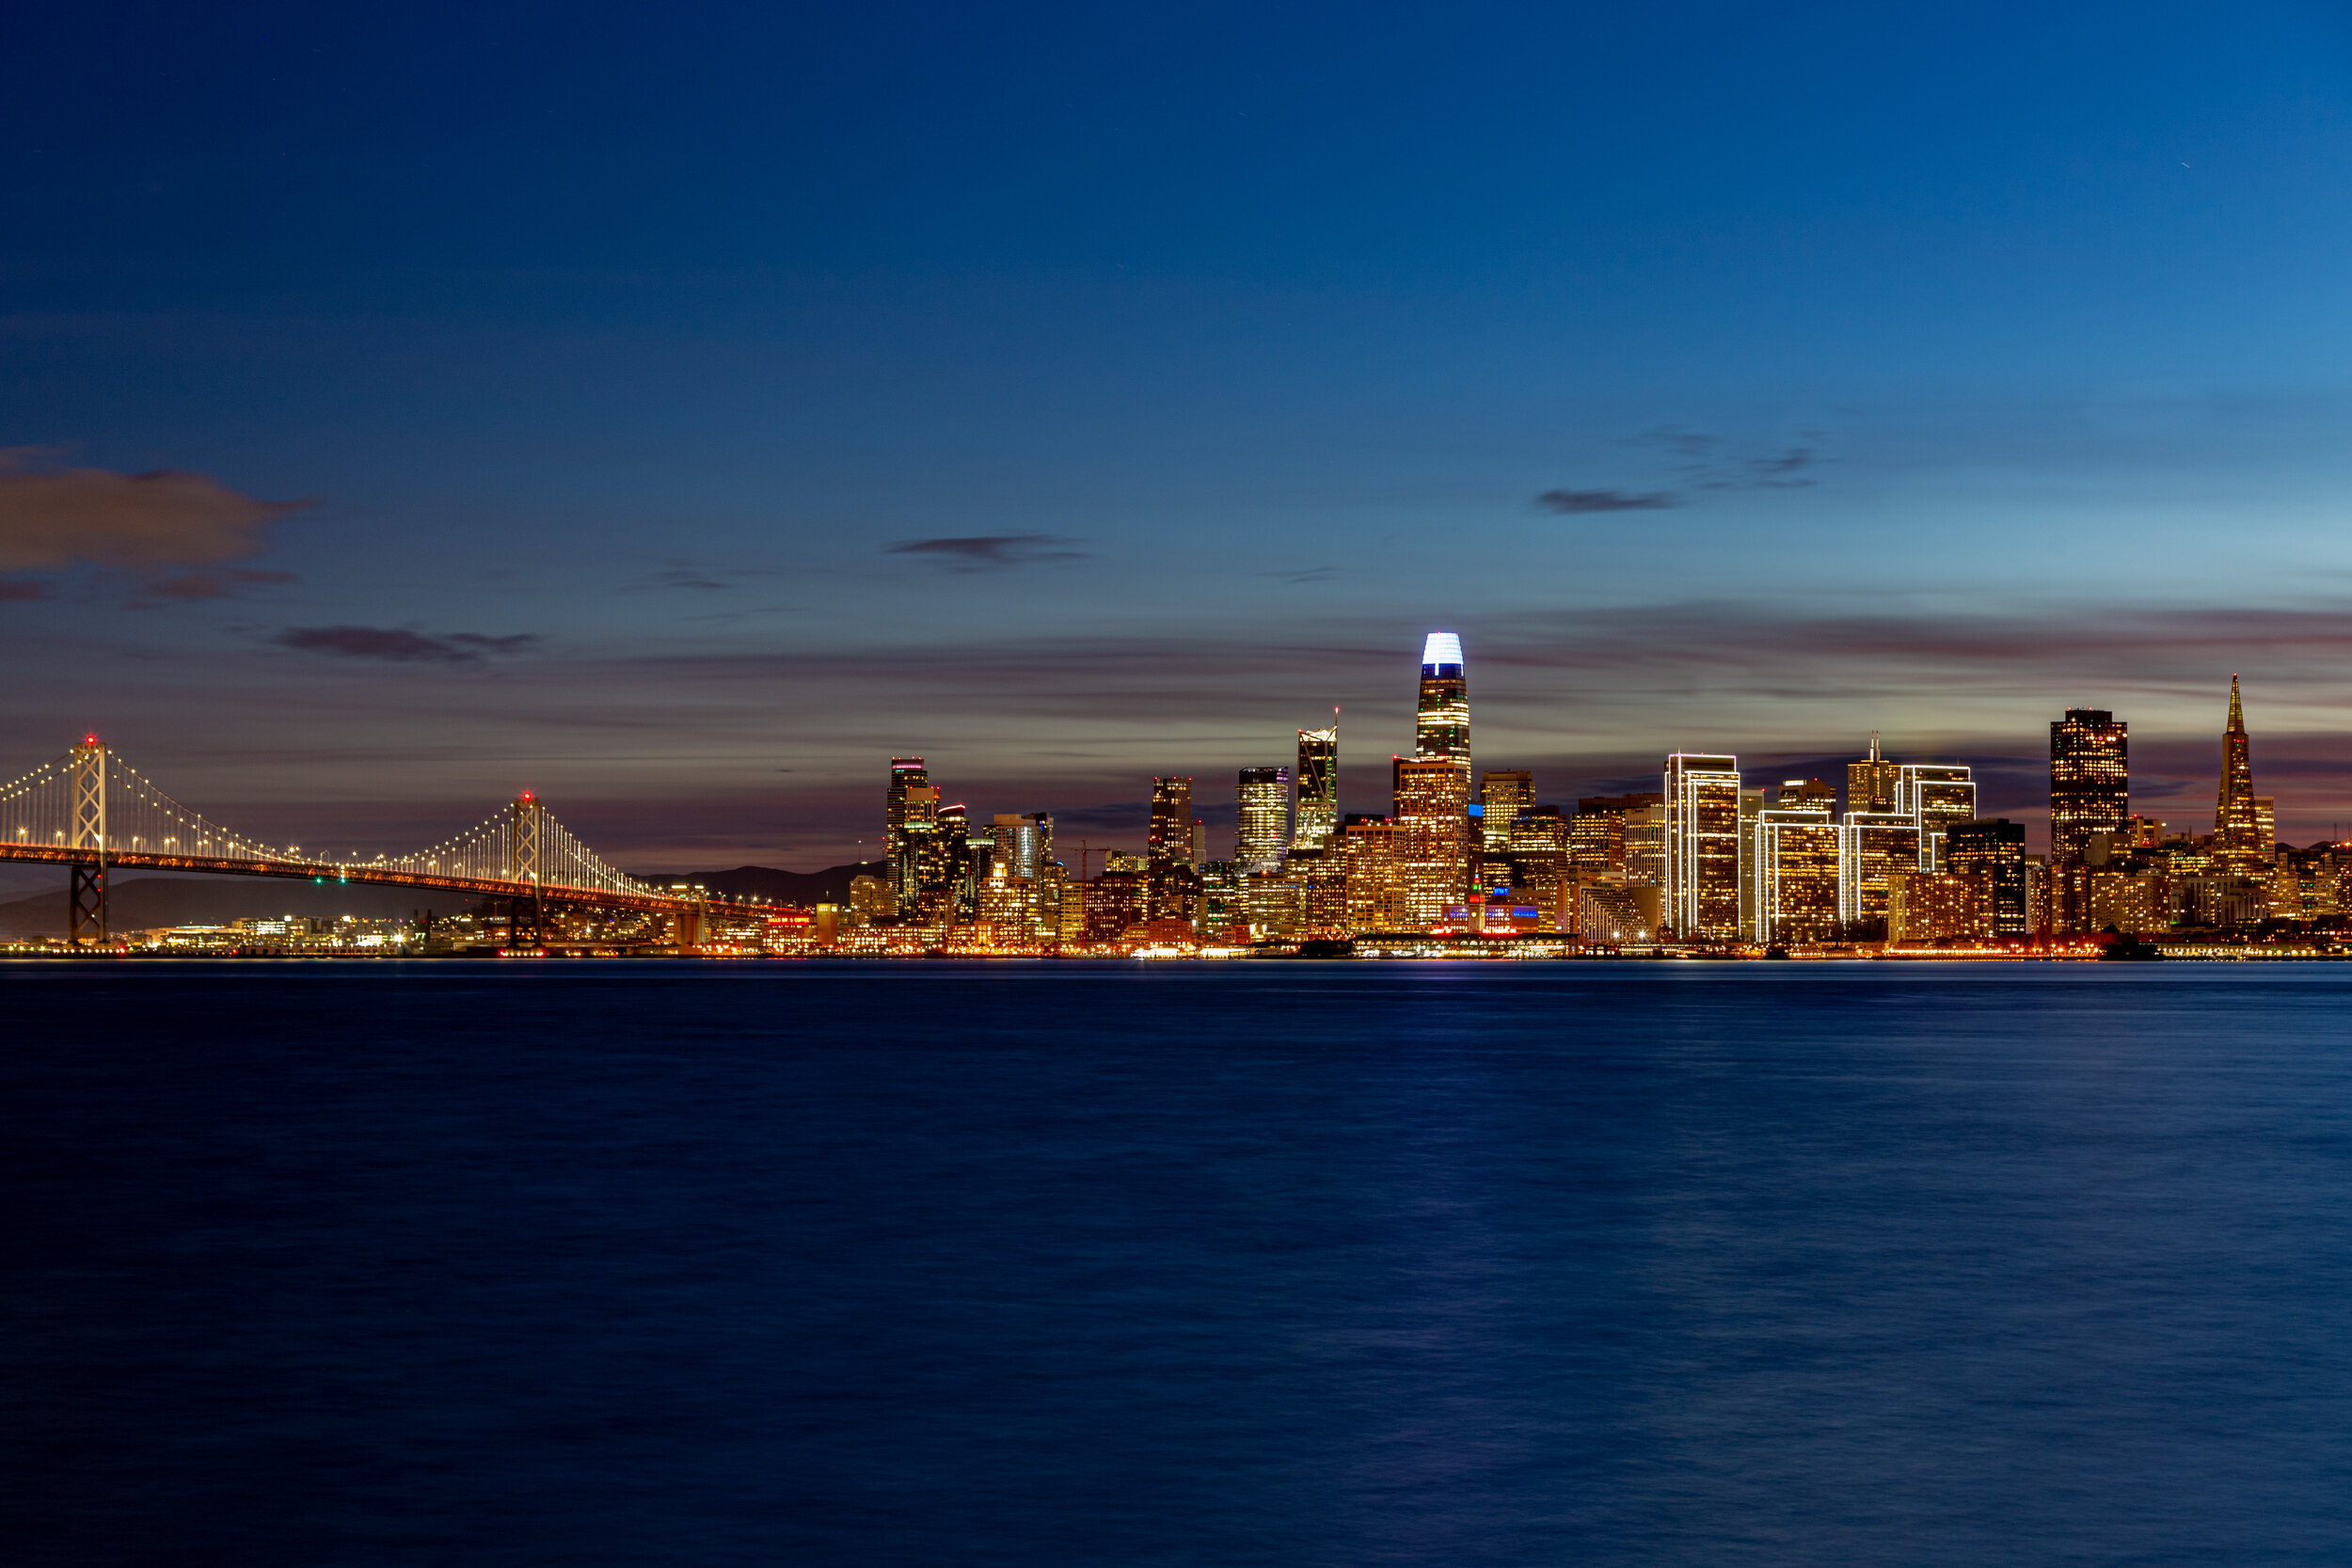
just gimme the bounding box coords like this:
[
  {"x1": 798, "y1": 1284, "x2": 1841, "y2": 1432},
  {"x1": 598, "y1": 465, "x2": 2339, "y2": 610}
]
[
  {"x1": 1705, "y1": 446, "x2": 1819, "y2": 490},
  {"x1": 272, "y1": 626, "x2": 541, "y2": 663},
  {"x1": 137, "y1": 566, "x2": 301, "y2": 604},
  {"x1": 623, "y1": 560, "x2": 784, "y2": 593},
  {"x1": 885, "y1": 533, "x2": 1087, "y2": 572},
  {"x1": 1263, "y1": 565, "x2": 1339, "y2": 583},
  {"x1": 639, "y1": 568, "x2": 730, "y2": 591},
  {"x1": 1631, "y1": 426, "x2": 1826, "y2": 491},
  {"x1": 678, "y1": 605, "x2": 799, "y2": 625},
  {"x1": 1534, "y1": 489, "x2": 1677, "y2": 515}
]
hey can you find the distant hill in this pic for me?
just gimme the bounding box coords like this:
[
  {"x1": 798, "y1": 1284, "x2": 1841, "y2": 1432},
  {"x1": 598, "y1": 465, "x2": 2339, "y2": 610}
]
[
  {"x1": 0, "y1": 876, "x2": 485, "y2": 940},
  {"x1": 639, "y1": 863, "x2": 884, "y2": 906}
]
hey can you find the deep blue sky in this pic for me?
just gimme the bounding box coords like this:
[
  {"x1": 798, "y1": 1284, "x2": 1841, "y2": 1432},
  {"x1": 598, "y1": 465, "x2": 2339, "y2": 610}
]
[{"x1": 6, "y1": 1, "x2": 2352, "y2": 867}]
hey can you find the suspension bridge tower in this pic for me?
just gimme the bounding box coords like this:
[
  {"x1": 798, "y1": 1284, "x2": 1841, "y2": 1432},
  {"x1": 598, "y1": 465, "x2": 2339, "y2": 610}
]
[
  {"x1": 69, "y1": 736, "x2": 107, "y2": 946},
  {"x1": 507, "y1": 791, "x2": 544, "y2": 947}
]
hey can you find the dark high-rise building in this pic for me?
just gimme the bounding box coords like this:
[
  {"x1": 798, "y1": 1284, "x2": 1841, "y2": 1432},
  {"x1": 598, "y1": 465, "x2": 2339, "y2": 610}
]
[
  {"x1": 1944, "y1": 818, "x2": 2029, "y2": 936},
  {"x1": 886, "y1": 756, "x2": 928, "y2": 840},
  {"x1": 885, "y1": 757, "x2": 939, "y2": 916},
  {"x1": 1294, "y1": 721, "x2": 1340, "y2": 849},
  {"x1": 1235, "y1": 767, "x2": 1292, "y2": 872},
  {"x1": 2050, "y1": 708, "x2": 2129, "y2": 867},
  {"x1": 1147, "y1": 776, "x2": 1201, "y2": 926},
  {"x1": 937, "y1": 801, "x2": 973, "y2": 917},
  {"x1": 1415, "y1": 632, "x2": 1470, "y2": 765},
  {"x1": 2214, "y1": 675, "x2": 2270, "y2": 873},
  {"x1": 1149, "y1": 777, "x2": 1196, "y2": 868}
]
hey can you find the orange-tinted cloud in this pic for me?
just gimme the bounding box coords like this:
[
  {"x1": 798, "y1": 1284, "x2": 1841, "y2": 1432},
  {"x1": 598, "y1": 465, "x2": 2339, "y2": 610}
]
[{"x1": 0, "y1": 467, "x2": 304, "y2": 572}]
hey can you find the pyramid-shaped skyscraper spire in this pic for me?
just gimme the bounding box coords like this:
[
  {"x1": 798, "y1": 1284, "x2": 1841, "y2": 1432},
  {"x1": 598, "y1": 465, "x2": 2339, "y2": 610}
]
[{"x1": 2215, "y1": 674, "x2": 2265, "y2": 872}]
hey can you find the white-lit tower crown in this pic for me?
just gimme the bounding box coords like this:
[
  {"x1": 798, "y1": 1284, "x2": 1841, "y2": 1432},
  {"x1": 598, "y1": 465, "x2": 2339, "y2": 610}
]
[{"x1": 1415, "y1": 632, "x2": 1469, "y2": 766}]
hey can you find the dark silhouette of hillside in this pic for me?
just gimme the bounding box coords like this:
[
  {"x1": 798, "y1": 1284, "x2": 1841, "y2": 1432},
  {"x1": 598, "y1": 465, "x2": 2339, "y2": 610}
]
[{"x1": 640, "y1": 863, "x2": 884, "y2": 905}]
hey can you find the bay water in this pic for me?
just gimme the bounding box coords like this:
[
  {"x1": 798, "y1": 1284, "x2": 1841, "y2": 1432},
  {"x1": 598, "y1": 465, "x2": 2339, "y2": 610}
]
[{"x1": 7, "y1": 961, "x2": 2350, "y2": 1564}]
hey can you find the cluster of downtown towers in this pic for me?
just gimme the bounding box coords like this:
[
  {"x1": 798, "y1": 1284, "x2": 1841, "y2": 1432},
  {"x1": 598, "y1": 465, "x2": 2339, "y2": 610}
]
[{"x1": 876, "y1": 634, "x2": 2284, "y2": 947}]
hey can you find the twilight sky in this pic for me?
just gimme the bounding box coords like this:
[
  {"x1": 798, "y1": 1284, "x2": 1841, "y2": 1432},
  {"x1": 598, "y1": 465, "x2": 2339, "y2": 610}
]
[{"x1": 7, "y1": 0, "x2": 2352, "y2": 869}]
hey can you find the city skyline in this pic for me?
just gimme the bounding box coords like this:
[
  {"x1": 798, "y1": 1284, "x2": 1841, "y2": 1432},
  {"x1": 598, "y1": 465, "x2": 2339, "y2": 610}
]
[
  {"x1": 9, "y1": 3, "x2": 2352, "y2": 872},
  {"x1": 5, "y1": 635, "x2": 2303, "y2": 949},
  {"x1": 803, "y1": 632, "x2": 2320, "y2": 952},
  {"x1": 1, "y1": 629, "x2": 2339, "y2": 884}
]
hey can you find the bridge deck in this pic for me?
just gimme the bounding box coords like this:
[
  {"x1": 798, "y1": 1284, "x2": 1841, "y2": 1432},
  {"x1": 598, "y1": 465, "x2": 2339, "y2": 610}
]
[{"x1": 0, "y1": 844, "x2": 746, "y2": 916}]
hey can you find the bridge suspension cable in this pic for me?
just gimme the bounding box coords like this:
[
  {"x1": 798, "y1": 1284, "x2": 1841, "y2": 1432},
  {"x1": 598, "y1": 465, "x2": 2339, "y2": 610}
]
[
  {"x1": 343, "y1": 793, "x2": 659, "y2": 898},
  {"x1": 0, "y1": 739, "x2": 678, "y2": 943},
  {"x1": 0, "y1": 740, "x2": 299, "y2": 865}
]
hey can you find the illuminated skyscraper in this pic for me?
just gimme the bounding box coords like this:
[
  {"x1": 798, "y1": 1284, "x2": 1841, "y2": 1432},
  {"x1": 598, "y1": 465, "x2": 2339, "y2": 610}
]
[
  {"x1": 1738, "y1": 785, "x2": 1764, "y2": 931},
  {"x1": 993, "y1": 813, "x2": 1050, "y2": 880},
  {"x1": 1849, "y1": 734, "x2": 1899, "y2": 815},
  {"x1": 1776, "y1": 779, "x2": 1838, "y2": 815},
  {"x1": 1508, "y1": 803, "x2": 1568, "y2": 857},
  {"x1": 1570, "y1": 792, "x2": 1659, "y2": 879},
  {"x1": 1391, "y1": 632, "x2": 1473, "y2": 927},
  {"x1": 1337, "y1": 815, "x2": 1408, "y2": 932},
  {"x1": 2050, "y1": 708, "x2": 2129, "y2": 867},
  {"x1": 1235, "y1": 767, "x2": 1292, "y2": 872},
  {"x1": 1150, "y1": 777, "x2": 1196, "y2": 868},
  {"x1": 1294, "y1": 721, "x2": 1339, "y2": 849},
  {"x1": 1662, "y1": 753, "x2": 1742, "y2": 941},
  {"x1": 1392, "y1": 756, "x2": 1472, "y2": 927},
  {"x1": 1415, "y1": 632, "x2": 1470, "y2": 764},
  {"x1": 1284, "y1": 846, "x2": 1347, "y2": 937},
  {"x1": 2214, "y1": 675, "x2": 2271, "y2": 874},
  {"x1": 1623, "y1": 800, "x2": 1666, "y2": 886},
  {"x1": 1568, "y1": 801, "x2": 1622, "y2": 878},
  {"x1": 1895, "y1": 764, "x2": 1976, "y2": 869},
  {"x1": 1887, "y1": 873, "x2": 1986, "y2": 944},
  {"x1": 1838, "y1": 812, "x2": 1921, "y2": 928},
  {"x1": 1751, "y1": 799, "x2": 1840, "y2": 945},
  {"x1": 1479, "y1": 769, "x2": 1534, "y2": 852}
]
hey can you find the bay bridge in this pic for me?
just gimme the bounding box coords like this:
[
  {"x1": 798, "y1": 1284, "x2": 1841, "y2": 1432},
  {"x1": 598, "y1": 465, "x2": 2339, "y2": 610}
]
[{"x1": 0, "y1": 737, "x2": 755, "y2": 949}]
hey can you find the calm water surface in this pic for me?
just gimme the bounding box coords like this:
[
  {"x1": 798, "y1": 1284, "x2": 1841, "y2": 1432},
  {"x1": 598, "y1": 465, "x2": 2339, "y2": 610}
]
[{"x1": 6, "y1": 961, "x2": 2351, "y2": 1565}]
